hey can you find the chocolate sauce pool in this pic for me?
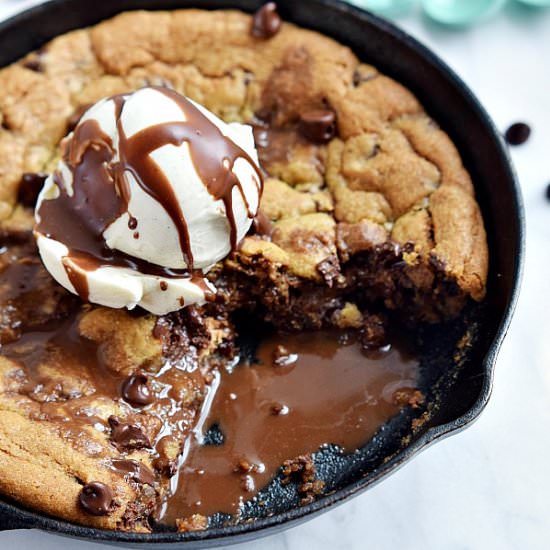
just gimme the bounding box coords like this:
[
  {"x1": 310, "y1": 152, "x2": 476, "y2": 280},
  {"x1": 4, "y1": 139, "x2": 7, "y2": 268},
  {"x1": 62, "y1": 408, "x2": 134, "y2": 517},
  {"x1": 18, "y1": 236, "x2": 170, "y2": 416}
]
[
  {"x1": 159, "y1": 330, "x2": 418, "y2": 522},
  {"x1": 0, "y1": 240, "x2": 419, "y2": 524}
]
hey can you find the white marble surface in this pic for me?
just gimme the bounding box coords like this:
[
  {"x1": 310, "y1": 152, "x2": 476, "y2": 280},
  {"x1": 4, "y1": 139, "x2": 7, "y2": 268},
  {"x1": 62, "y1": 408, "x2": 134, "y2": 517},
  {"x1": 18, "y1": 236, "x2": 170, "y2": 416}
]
[{"x1": 0, "y1": 1, "x2": 549, "y2": 548}]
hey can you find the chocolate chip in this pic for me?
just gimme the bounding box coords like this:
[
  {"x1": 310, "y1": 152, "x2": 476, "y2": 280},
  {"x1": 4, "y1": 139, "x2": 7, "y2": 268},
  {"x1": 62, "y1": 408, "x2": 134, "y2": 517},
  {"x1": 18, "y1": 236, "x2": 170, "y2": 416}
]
[
  {"x1": 251, "y1": 3, "x2": 282, "y2": 39},
  {"x1": 108, "y1": 416, "x2": 152, "y2": 450},
  {"x1": 121, "y1": 373, "x2": 154, "y2": 407},
  {"x1": 79, "y1": 482, "x2": 113, "y2": 516},
  {"x1": 160, "y1": 281, "x2": 168, "y2": 291},
  {"x1": 128, "y1": 217, "x2": 138, "y2": 230},
  {"x1": 18, "y1": 173, "x2": 47, "y2": 207},
  {"x1": 352, "y1": 67, "x2": 377, "y2": 87},
  {"x1": 153, "y1": 456, "x2": 178, "y2": 477},
  {"x1": 249, "y1": 210, "x2": 273, "y2": 238},
  {"x1": 298, "y1": 109, "x2": 337, "y2": 144},
  {"x1": 111, "y1": 458, "x2": 155, "y2": 486},
  {"x1": 505, "y1": 122, "x2": 531, "y2": 146},
  {"x1": 23, "y1": 57, "x2": 43, "y2": 73}
]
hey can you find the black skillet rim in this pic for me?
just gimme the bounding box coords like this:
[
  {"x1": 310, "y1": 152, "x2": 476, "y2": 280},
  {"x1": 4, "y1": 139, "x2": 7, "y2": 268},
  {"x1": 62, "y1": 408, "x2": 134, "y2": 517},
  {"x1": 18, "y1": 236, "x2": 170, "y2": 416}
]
[{"x1": 0, "y1": 0, "x2": 525, "y2": 544}]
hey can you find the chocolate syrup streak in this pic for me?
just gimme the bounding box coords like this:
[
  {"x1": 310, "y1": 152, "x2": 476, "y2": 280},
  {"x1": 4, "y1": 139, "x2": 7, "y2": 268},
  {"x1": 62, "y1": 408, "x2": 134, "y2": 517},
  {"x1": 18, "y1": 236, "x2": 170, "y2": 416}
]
[
  {"x1": 36, "y1": 87, "x2": 263, "y2": 301},
  {"x1": 159, "y1": 330, "x2": 419, "y2": 523}
]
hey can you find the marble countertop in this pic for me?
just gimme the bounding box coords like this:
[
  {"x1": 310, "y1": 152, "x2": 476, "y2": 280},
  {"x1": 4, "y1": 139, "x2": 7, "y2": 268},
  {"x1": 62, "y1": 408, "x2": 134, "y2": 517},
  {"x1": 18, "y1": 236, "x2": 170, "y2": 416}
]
[{"x1": 0, "y1": 1, "x2": 549, "y2": 549}]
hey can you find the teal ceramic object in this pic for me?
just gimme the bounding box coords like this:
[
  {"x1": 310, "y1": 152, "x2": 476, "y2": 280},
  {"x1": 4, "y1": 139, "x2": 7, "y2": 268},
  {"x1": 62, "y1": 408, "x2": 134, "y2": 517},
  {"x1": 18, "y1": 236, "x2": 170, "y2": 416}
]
[
  {"x1": 422, "y1": 0, "x2": 507, "y2": 25},
  {"x1": 348, "y1": 0, "x2": 416, "y2": 16},
  {"x1": 514, "y1": 0, "x2": 550, "y2": 6}
]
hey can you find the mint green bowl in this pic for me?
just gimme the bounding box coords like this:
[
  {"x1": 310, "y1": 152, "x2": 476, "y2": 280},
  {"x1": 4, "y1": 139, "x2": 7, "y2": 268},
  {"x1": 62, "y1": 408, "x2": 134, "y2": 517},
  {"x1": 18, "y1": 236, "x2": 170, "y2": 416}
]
[
  {"x1": 349, "y1": 0, "x2": 416, "y2": 16},
  {"x1": 422, "y1": 0, "x2": 507, "y2": 25}
]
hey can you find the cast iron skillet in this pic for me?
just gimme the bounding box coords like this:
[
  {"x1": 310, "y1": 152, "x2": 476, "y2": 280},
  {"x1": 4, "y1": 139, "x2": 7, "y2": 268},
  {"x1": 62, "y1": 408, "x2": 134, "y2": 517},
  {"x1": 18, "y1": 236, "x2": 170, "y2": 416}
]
[{"x1": 0, "y1": 0, "x2": 524, "y2": 547}]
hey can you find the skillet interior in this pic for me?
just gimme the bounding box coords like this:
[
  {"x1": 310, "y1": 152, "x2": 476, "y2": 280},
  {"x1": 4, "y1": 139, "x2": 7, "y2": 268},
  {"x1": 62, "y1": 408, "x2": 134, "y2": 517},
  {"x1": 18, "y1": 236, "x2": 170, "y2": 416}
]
[{"x1": 0, "y1": 0, "x2": 523, "y2": 546}]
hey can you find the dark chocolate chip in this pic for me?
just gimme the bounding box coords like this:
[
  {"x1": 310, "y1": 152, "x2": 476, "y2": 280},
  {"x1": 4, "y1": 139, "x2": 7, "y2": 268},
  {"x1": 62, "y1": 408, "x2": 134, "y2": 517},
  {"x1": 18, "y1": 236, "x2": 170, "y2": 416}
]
[
  {"x1": 251, "y1": 3, "x2": 282, "y2": 39},
  {"x1": 18, "y1": 173, "x2": 48, "y2": 208},
  {"x1": 505, "y1": 122, "x2": 531, "y2": 146},
  {"x1": 128, "y1": 217, "x2": 138, "y2": 230},
  {"x1": 111, "y1": 459, "x2": 155, "y2": 486},
  {"x1": 23, "y1": 57, "x2": 43, "y2": 73},
  {"x1": 108, "y1": 415, "x2": 152, "y2": 450},
  {"x1": 79, "y1": 482, "x2": 113, "y2": 516},
  {"x1": 121, "y1": 373, "x2": 154, "y2": 407},
  {"x1": 248, "y1": 210, "x2": 273, "y2": 237},
  {"x1": 352, "y1": 68, "x2": 377, "y2": 87},
  {"x1": 298, "y1": 109, "x2": 337, "y2": 144}
]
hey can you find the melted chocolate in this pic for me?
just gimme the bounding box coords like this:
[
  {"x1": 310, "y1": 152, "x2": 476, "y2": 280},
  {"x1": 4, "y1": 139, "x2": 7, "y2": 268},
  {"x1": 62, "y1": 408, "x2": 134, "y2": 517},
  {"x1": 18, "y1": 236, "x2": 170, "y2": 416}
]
[
  {"x1": 159, "y1": 330, "x2": 418, "y2": 522},
  {"x1": 115, "y1": 88, "x2": 262, "y2": 259},
  {"x1": 79, "y1": 482, "x2": 113, "y2": 516},
  {"x1": 252, "y1": 123, "x2": 322, "y2": 176},
  {"x1": 111, "y1": 459, "x2": 155, "y2": 486},
  {"x1": 36, "y1": 87, "x2": 263, "y2": 301},
  {"x1": 109, "y1": 416, "x2": 152, "y2": 450},
  {"x1": 0, "y1": 278, "x2": 205, "y2": 491},
  {"x1": 18, "y1": 173, "x2": 47, "y2": 207},
  {"x1": 249, "y1": 210, "x2": 273, "y2": 238},
  {"x1": 121, "y1": 373, "x2": 155, "y2": 407},
  {"x1": 298, "y1": 109, "x2": 337, "y2": 144},
  {"x1": 0, "y1": 237, "x2": 420, "y2": 524}
]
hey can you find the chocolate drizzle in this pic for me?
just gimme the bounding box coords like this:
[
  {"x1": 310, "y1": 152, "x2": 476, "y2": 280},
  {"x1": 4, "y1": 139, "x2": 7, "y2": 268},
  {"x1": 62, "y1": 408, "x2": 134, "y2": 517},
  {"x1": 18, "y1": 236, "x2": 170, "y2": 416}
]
[{"x1": 36, "y1": 87, "x2": 263, "y2": 302}]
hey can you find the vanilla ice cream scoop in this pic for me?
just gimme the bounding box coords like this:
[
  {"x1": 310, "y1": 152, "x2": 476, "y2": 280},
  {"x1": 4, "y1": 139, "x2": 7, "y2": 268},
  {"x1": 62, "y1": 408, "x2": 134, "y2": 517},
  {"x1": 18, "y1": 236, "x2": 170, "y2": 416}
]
[{"x1": 34, "y1": 87, "x2": 263, "y2": 314}]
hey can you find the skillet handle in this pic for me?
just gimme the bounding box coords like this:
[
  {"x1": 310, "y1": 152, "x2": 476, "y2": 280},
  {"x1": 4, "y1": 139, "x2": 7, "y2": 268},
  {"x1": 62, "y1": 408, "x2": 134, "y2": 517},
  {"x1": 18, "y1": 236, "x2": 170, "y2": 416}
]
[{"x1": 0, "y1": 505, "x2": 32, "y2": 530}]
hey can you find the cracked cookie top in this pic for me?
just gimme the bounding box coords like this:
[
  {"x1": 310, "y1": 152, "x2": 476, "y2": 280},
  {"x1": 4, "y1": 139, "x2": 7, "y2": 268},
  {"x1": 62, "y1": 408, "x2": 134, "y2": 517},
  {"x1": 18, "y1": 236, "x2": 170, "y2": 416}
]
[
  {"x1": 0, "y1": 9, "x2": 487, "y2": 303},
  {"x1": 0, "y1": 8, "x2": 489, "y2": 531}
]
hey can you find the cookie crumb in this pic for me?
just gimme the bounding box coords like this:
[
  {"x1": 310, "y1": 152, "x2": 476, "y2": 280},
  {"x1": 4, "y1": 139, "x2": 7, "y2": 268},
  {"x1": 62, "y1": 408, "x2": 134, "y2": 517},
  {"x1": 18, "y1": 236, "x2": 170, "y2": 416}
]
[
  {"x1": 281, "y1": 454, "x2": 325, "y2": 505},
  {"x1": 176, "y1": 514, "x2": 208, "y2": 532}
]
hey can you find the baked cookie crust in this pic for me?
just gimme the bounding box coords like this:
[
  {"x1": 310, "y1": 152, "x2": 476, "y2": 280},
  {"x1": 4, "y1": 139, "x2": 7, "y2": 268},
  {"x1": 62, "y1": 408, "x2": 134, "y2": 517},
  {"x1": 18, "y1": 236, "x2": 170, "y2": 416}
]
[{"x1": 0, "y1": 9, "x2": 488, "y2": 531}]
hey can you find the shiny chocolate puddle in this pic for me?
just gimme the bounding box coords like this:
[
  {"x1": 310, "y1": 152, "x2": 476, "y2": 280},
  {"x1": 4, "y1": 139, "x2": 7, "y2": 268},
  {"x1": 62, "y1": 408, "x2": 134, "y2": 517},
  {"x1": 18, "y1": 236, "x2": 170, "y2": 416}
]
[{"x1": 158, "y1": 329, "x2": 419, "y2": 524}]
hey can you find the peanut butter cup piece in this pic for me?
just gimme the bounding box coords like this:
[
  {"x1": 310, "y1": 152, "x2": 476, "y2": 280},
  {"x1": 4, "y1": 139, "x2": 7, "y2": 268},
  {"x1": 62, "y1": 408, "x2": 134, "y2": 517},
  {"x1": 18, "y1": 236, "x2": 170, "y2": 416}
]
[
  {"x1": 251, "y1": 3, "x2": 282, "y2": 39},
  {"x1": 298, "y1": 109, "x2": 337, "y2": 144},
  {"x1": 121, "y1": 373, "x2": 154, "y2": 406},
  {"x1": 79, "y1": 482, "x2": 113, "y2": 516}
]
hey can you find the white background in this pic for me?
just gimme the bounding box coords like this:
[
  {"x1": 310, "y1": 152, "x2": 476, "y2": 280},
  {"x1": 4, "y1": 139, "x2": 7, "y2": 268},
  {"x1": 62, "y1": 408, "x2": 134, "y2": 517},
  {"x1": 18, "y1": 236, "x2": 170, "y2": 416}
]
[{"x1": 0, "y1": 1, "x2": 549, "y2": 549}]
